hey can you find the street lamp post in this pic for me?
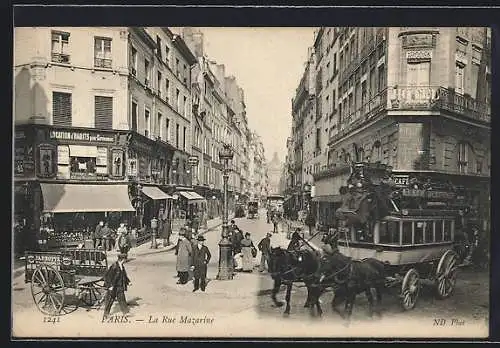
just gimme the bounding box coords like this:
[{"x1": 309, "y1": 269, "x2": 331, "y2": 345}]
[{"x1": 217, "y1": 144, "x2": 234, "y2": 281}]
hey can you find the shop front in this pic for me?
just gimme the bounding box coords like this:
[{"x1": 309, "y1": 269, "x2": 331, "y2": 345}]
[
  {"x1": 125, "y1": 132, "x2": 176, "y2": 243},
  {"x1": 312, "y1": 168, "x2": 351, "y2": 229},
  {"x1": 13, "y1": 124, "x2": 140, "y2": 251}
]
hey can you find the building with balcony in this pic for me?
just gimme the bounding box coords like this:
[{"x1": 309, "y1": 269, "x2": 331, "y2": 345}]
[
  {"x1": 180, "y1": 28, "x2": 253, "y2": 217},
  {"x1": 14, "y1": 27, "x2": 193, "y2": 252},
  {"x1": 249, "y1": 132, "x2": 269, "y2": 203},
  {"x1": 311, "y1": 27, "x2": 490, "y2": 231}
]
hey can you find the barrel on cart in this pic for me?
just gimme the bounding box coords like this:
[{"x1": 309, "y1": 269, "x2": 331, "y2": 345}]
[{"x1": 24, "y1": 248, "x2": 108, "y2": 316}]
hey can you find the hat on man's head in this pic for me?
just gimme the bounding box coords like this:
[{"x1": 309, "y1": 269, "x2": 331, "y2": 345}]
[
  {"x1": 118, "y1": 253, "x2": 127, "y2": 260},
  {"x1": 230, "y1": 220, "x2": 235, "y2": 224},
  {"x1": 179, "y1": 228, "x2": 186, "y2": 236},
  {"x1": 197, "y1": 235, "x2": 206, "y2": 241}
]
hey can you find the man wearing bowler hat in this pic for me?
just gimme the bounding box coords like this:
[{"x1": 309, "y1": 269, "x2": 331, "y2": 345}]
[
  {"x1": 190, "y1": 235, "x2": 211, "y2": 292},
  {"x1": 102, "y1": 253, "x2": 131, "y2": 320}
]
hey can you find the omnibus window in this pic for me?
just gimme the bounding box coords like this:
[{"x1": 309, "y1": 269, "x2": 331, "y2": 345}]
[
  {"x1": 402, "y1": 221, "x2": 413, "y2": 245},
  {"x1": 379, "y1": 221, "x2": 400, "y2": 244},
  {"x1": 414, "y1": 221, "x2": 425, "y2": 244},
  {"x1": 355, "y1": 227, "x2": 373, "y2": 243},
  {"x1": 424, "y1": 221, "x2": 433, "y2": 243},
  {"x1": 444, "y1": 220, "x2": 452, "y2": 241},
  {"x1": 435, "y1": 220, "x2": 444, "y2": 242}
]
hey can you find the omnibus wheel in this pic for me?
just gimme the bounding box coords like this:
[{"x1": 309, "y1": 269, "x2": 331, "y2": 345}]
[
  {"x1": 436, "y1": 250, "x2": 458, "y2": 299},
  {"x1": 400, "y1": 268, "x2": 420, "y2": 310}
]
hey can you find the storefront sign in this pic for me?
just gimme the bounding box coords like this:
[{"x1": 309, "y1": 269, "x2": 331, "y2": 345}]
[
  {"x1": 50, "y1": 130, "x2": 115, "y2": 143},
  {"x1": 96, "y1": 147, "x2": 108, "y2": 166},
  {"x1": 14, "y1": 131, "x2": 35, "y2": 177},
  {"x1": 406, "y1": 50, "x2": 432, "y2": 62},
  {"x1": 402, "y1": 188, "x2": 456, "y2": 200},
  {"x1": 392, "y1": 174, "x2": 409, "y2": 187},
  {"x1": 70, "y1": 172, "x2": 108, "y2": 181},
  {"x1": 57, "y1": 145, "x2": 70, "y2": 165},
  {"x1": 127, "y1": 158, "x2": 138, "y2": 177},
  {"x1": 427, "y1": 191, "x2": 456, "y2": 200}
]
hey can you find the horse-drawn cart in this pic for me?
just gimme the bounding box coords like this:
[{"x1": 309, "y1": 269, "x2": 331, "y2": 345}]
[
  {"x1": 334, "y1": 162, "x2": 464, "y2": 311},
  {"x1": 24, "y1": 248, "x2": 108, "y2": 316}
]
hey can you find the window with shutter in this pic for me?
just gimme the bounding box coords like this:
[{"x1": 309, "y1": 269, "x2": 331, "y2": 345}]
[
  {"x1": 94, "y1": 96, "x2": 113, "y2": 130},
  {"x1": 52, "y1": 92, "x2": 72, "y2": 126}
]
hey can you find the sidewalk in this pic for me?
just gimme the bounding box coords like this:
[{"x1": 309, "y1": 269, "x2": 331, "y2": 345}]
[{"x1": 127, "y1": 215, "x2": 232, "y2": 257}]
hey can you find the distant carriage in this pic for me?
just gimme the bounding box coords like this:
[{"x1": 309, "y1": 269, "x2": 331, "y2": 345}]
[
  {"x1": 247, "y1": 201, "x2": 259, "y2": 219},
  {"x1": 24, "y1": 248, "x2": 108, "y2": 316}
]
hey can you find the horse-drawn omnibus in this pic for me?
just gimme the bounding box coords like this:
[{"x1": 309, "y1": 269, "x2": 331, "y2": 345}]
[
  {"x1": 267, "y1": 194, "x2": 285, "y2": 217},
  {"x1": 334, "y1": 162, "x2": 466, "y2": 310}
]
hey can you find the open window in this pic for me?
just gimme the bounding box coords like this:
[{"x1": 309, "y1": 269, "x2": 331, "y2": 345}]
[{"x1": 379, "y1": 220, "x2": 400, "y2": 245}]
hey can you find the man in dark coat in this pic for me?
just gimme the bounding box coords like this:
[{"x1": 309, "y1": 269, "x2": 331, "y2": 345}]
[
  {"x1": 258, "y1": 232, "x2": 272, "y2": 272},
  {"x1": 93, "y1": 221, "x2": 104, "y2": 249},
  {"x1": 190, "y1": 235, "x2": 211, "y2": 292},
  {"x1": 231, "y1": 222, "x2": 244, "y2": 254},
  {"x1": 272, "y1": 213, "x2": 279, "y2": 233},
  {"x1": 102, "y1": 253, "x2": 131, "y2": 320}
]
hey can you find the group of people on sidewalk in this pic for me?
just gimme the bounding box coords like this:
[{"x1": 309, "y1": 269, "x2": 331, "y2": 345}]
[{"x1": 92, "y1": 220, "x2": 132, "y2": 257}]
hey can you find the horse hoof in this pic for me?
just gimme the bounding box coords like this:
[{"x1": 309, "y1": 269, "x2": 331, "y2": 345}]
[
  {"x1": 304, "y1": 303, "x2": 310, "y2": 308},
  {"x1": 276, "y1": 302, "x2": 284, "y2": 308},
  {"x1": 283, "y1": 311, "x2": 290, "y2": 317}
]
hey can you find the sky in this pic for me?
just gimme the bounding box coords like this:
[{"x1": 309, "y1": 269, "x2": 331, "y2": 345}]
[{"x1": 198, "y1": 27, "x2": 316, "y2": 164}]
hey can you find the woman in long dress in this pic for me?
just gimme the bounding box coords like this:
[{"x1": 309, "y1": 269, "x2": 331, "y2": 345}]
[{"x1": 240, "y1": 232, "x2": 255, "y2": 272}]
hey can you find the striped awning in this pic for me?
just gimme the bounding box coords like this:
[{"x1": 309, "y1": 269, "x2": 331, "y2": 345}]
[
  {"x1": 41, "y1": 183, "x2": 135, "y2": 213},
  {"x1": 141, "y1": 186, "x2": 172, "y2": 200},
  {"x1": 178, "y1": 191, "x2": 205, "y2": 201}
]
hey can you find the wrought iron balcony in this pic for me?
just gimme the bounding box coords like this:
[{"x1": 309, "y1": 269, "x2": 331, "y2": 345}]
[
  {"x1": 387, "y1": 86, "x2": 490, "y2": 123},
  {"x1": 329, "y1": 88, "x2": 388, "y2": 144},
  {"x1": 313, "y1": 162, "x2": 352, "y2": 180}
]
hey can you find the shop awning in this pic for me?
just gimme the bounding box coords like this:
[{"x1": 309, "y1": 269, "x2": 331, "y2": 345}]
[
  {"x1": 41, "y1": 183, "x2": 136, "y2": 213},
  {"x1": 141, "y1": 186, "x2": 172, "y2": 200},
  {"x1": 178, "y1": 191, "x2": 206, "y2": 201},
  {"x1": 311, "y1": 195, "x2": 343, "y2": 203}
]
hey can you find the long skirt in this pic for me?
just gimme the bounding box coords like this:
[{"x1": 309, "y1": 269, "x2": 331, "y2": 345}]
[
  {"x1": 233, "y1": 253, "x2": 243, "y2": 270},
  {"x1": 241, "y1": 246, "x2": 253, "y2": 271}
]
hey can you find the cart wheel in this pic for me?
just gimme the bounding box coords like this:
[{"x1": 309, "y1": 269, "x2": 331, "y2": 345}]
[
  {"x1": 400, "y1": 268, "x2": 420, "y2": 310},
  {"x1": 31, "y1": 265, "x2": 65, "y2": 316},
  {"x1": 81, "y1": 280, "x2": 106, "y2": 307},
  {"x1": 436, "y1": 250, "x2": 458, "y2": 299}
]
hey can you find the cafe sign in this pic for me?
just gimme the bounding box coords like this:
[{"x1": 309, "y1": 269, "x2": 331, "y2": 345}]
[{"x1": 50, "y1": 130, "x2": 115, "y2": 143}]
